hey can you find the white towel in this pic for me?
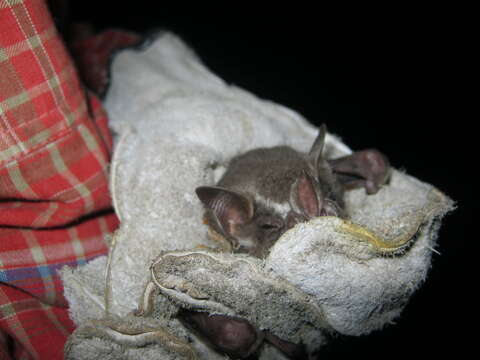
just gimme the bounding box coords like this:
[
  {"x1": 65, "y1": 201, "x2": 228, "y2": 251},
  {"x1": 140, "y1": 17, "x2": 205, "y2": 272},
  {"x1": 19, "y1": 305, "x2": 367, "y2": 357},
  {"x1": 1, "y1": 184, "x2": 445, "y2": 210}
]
[{"x1": 61, "y1": 32, "x2": 453, "y2": 359}]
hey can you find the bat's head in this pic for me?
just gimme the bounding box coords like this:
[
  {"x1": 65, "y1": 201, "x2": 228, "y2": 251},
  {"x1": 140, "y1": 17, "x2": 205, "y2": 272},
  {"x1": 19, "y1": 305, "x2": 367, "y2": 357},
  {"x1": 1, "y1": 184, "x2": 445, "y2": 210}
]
[{"x1": 195, "y1": 125, "x2": 346, "y2": 258}]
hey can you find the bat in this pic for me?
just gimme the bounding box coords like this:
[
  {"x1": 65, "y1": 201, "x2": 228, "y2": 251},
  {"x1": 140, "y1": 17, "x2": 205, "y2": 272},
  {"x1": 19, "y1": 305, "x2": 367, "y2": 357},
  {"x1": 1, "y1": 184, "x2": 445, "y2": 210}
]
[
  {"x1": 187, "y1": 125, "x2": 390, "y2": 358},
  {"x1": 196, "y1": 124, "x2": 390, "y2": 259}
]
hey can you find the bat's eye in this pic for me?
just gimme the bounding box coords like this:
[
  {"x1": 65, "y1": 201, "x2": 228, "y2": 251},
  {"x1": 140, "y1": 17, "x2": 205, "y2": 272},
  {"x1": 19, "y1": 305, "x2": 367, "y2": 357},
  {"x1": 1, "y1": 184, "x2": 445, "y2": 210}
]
[
  {"x1": 260, "y1": 223, "x2": 278, "y2": 230},
  {"x1": 257, "y1": 215, "x2": 284, "y2": 231}
]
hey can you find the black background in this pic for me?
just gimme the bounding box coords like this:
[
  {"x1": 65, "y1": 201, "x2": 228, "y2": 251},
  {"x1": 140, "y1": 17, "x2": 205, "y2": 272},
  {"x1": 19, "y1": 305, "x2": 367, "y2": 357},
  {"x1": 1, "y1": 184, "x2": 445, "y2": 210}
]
[{"x1": 63, "y1": 4, "x2": 472, "y2": 359}]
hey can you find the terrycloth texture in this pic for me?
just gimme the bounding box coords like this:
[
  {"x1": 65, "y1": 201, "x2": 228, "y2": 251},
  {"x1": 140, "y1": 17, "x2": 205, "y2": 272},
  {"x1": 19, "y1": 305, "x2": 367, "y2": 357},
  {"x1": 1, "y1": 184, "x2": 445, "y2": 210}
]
[
  {"x1": 61, "y1": 32, "x2": 454, "y2": 359},
  {"x1": 148, "y1": 250, "x2": 329, "y2": 350},
  {"x1": 267, "y1": 174, "x2": 446, "y2": 336},
  {"x1": 64, "y1": 316, "x2": 197, "y2": 360}
]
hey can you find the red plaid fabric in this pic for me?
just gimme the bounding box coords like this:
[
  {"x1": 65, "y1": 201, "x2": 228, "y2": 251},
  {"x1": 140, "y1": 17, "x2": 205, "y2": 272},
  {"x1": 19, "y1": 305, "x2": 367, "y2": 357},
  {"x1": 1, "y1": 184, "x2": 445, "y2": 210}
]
[
  {"x1": 71, "y1": 29, "x2": 140, "y2": 97},
  {"x1": 0, "y1": 1, "x2": 139, "y2": 359}
]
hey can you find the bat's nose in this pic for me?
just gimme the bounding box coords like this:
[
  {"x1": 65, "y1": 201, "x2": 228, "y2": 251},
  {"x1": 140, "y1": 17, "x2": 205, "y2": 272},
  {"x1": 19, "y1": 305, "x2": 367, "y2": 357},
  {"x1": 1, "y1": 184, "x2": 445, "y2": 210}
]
[
  {"x1": 286, "y1": 201, "x2": 344, "y2": 230},
  {"x1": 285, "y1": 211, "x2": 306, "y2": 230},
  {"x1": 322, "y1": 199, "x2": 345, "y2": 218}
]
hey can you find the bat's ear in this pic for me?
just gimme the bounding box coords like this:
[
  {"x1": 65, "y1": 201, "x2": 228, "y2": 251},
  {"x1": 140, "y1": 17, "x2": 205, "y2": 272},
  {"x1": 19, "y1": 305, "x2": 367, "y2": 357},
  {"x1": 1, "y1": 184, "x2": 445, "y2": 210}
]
[
  {"x1": 328, "y1": 149, "x2": 391, "y2": 194},
  {"x1": 195, "y1": 186, "x2": 254, "y2": 238},
  {"x1": 307, "y1": 124, "x2": 327, "y2": 176},
  {"x1": 289, "y1": 172, "x2": 322, "y2": 219}
]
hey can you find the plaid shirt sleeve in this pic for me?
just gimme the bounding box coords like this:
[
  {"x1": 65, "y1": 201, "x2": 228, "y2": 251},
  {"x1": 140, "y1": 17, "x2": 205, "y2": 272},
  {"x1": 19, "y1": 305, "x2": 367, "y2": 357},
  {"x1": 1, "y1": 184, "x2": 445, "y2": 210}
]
[{"x1": 0, "y1": 1, "x2": 139, "y2": 359}]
